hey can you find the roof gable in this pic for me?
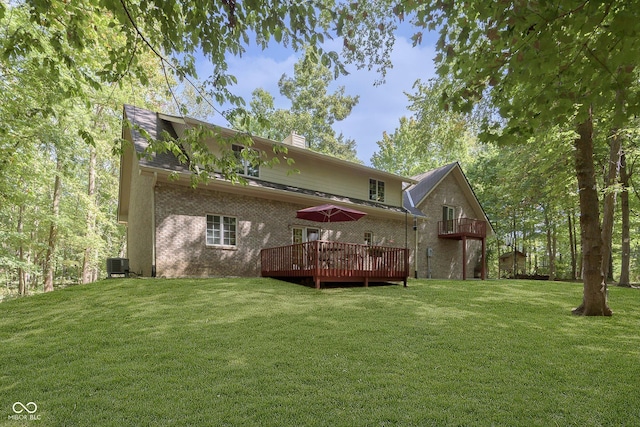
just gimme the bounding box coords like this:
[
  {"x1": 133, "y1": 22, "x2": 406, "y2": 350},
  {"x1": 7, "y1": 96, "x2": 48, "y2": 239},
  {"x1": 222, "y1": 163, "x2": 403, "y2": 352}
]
[
  {"x1": 123, "y1": 104, "x2": 186, "y2": 171},
  {"x1": 408, "y1": 162, "x2": 458, "y2": 207},
  {"x1": 404, "y1": 162, "x2": 494, "y2": 235}
]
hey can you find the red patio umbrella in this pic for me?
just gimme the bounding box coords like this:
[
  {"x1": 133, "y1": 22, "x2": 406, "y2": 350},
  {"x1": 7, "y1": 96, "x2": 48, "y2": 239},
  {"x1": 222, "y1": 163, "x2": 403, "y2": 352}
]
[{"x1": 296, "y1": 203, "x2": 366, "y2": 223}]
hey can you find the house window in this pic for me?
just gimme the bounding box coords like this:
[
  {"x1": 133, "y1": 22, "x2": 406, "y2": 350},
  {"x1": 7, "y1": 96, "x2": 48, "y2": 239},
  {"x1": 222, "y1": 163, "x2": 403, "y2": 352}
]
[
  {"x1": 369, "y1": 179, "x2": 385, "y2": 202},
  {"x1": 206, "y1": 215, "x2": 237, "y2": 246},
  {"x1": 232, "y1": 144, "x2": 259, "y2": 177},
  {"x1": 364, "y1": 232, "x2": 373, "y2": 246},
  {"x1": 292, "y1": 227, "x2": 320, "y2": 243},
  {"x1": 443, "y1": 206, "x2": 455, "y2": 233}
]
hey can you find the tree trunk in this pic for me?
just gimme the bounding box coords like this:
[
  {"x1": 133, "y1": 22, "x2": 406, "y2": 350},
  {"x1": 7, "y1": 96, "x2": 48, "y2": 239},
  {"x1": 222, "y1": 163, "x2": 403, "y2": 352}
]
[
  {"x1": 17, "y1": 204, "x2": 26, "y2": 296},
  {"x1": 619, "y1": 150, "x2": 631, "y2": 287},
  {"x1": 512, "y1": 209, "x2": 517, "y2": 277},
  {"x1": 600, "y1": 130, "x2": 621, "y2": 282},
  {"x1": 43, "y1": 156, "x2": 62, "y2": 293},
  {"x1": 552, "y1": 224, "x2": 557, "y2": 280},
  {"x1": 568, "y1": 209, "x2": 577, "y2": 280},
  {"x1": 81, "y1": 145, "x2": 97, "y2": 284},
  {"x1": 544, "y1": 208, "x2": 556, "y2": 281},
  {"x1": 572, "y1": 112, "x2": 612, "y2": 316}
]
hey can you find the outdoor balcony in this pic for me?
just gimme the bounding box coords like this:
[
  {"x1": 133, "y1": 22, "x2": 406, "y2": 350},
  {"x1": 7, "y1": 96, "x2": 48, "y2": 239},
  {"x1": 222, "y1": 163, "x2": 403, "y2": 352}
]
[{"x1": 438, "y1": 218, "x2": 487, "y2": 240}]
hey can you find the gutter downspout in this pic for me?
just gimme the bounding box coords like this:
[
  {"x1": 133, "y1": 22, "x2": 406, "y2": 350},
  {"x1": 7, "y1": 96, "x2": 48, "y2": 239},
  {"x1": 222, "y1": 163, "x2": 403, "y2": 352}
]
[
  {"x1": 404, "y1": 188, "x2": 419, "y2": 279},
  {"x1": 151, "y1": 171, "x2": 157, "y2": 277}
]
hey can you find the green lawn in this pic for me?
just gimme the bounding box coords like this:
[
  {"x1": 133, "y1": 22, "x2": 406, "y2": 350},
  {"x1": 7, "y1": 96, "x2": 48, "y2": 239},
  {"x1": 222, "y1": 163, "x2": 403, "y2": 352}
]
[{"x1": 1, "y1": 278, "x2": 639, "y2": 426}]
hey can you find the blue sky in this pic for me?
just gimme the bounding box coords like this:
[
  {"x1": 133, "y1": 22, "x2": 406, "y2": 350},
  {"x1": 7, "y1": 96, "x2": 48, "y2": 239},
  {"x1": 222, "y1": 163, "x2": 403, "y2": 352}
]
[{"x1": 198, "y1": 25, "x2": 438, "y2": 166}]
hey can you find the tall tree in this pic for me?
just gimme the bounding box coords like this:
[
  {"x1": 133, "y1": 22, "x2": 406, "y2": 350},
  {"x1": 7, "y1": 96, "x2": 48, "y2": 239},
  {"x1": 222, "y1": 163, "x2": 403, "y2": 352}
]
[
  {"x1": 618, "y1": 149, "x2": 631, "y2": 286},
  {"x1": 0, "y1": 5, "x2": 168, "y2": 293},
  {"x1": 233, "y1": 48, "x2": 361, "y2": 162},
  {"x1": 600, "y1": 131, "x2": 622, "y2": 282},
  {"x1": 388, "y1": 1, "x2": 640, "y2": 316},
  {"x1": 371, "y1": 78, "x2": 481, "y2": 176},
  {"x1": 81, "y1": 141, "x2": 97, "y2": 285},
  {"x1": 371, "y1": 117, "x2": 424, "y2": 176},
  {"x1": 43, "y1": 153, "x2": 62, "y2": 293}
]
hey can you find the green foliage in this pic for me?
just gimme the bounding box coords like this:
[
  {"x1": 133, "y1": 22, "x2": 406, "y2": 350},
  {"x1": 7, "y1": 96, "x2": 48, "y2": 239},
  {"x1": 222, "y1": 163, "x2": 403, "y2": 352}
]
[
  {"x1": 370, "y1": 117, "x2": 424, "y2": 176},
  {"x1": 467, "y1": 130, "x2": 581, "y2": 278},
  {"x1": 12, "y1": 0, "x2": 348, "y2": 107},
  {"x1": 0, "y1": 6, "x2": 168, "y2": 292},
  {"x1": 404, "y1": 1, "x2": 640, "y2": 140},
  {"x1": 231, "y1": 47, "x2": 361, "y2": 162},
  {"x1": 1, "y1": 278, "x2": 640, "y2": 424},
  {"x1": 371, "y1": 78, "x2": 483, "y2": 176},
  {"x1": 335, "y1": 0, "x2": 399, "y2": 83}
]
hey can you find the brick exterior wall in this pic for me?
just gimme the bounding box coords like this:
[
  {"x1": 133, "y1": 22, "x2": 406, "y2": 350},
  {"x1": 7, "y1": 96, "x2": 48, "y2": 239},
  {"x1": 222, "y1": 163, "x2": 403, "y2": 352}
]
[
  {"x1": 153, "y1": 182, "x2": 411, "y2": 278},
  {"x1": 414, "y1": 173, "x2": 484, "y2": 280},
  {"x1": 126, "y1": 166, "x2": 155, "y2": 277}
]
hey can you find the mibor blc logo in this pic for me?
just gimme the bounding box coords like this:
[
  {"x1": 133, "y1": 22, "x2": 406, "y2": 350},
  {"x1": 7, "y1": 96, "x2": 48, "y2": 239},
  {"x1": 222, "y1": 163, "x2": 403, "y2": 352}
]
[{"x1": 8, "y1": 402, "x2": 41, "y2": 421}]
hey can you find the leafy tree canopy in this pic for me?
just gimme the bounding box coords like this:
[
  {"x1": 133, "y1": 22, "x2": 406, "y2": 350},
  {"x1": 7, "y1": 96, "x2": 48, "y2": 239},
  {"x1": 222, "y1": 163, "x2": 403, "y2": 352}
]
[
  {"x1": 5, "y1": 0, "x2": 378, "y2": 108},
  {"x1": 404, "y1": 1, "x2": 640, "y2": 137},
  {"x1": 371, "y1": 78, "x2": 482, "y2": 176},
  {"x1": 231, "y1": 47, "x2": 361, "y2": 162}
]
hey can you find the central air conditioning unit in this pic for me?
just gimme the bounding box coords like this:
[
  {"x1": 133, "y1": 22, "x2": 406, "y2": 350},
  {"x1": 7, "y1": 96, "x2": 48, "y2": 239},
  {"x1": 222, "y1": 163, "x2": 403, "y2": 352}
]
[{"x1": 106, "y1": 258, "x2": 129, "y2": 278}]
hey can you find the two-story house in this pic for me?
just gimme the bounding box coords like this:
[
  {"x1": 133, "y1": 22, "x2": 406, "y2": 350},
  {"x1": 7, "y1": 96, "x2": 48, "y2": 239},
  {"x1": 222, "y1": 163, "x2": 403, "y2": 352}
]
[{"x1": 118, "y1": 105, "x2": 492, "y2": 284}]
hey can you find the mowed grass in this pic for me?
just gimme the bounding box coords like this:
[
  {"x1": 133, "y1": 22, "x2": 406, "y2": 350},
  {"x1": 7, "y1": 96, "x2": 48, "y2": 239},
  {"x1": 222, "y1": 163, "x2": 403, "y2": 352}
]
[{"x1": 1, "y1": 278, "x2": 639, "y2": 426}]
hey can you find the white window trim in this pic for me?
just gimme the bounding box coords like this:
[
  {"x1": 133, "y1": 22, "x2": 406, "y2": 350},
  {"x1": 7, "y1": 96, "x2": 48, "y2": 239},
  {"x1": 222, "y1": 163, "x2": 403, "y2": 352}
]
[
  {"x1": 443, "y1": 205, "x2": 456, "y2": 220},
  {"x1": 364, "y1": 231, "x2": 374, "y2": 246},
  {"x1": 292, "y1": 226, "x2": 320, "y2": 243},
  {"x1": 206, "y1": 214, "x2": 238, "y2": 247},
  {"x1": 369, "y1": 178, "x2": 385, "y2": 203},
  {"x1": 232, "y1": 144, "x2": 260, "y2": 178}
]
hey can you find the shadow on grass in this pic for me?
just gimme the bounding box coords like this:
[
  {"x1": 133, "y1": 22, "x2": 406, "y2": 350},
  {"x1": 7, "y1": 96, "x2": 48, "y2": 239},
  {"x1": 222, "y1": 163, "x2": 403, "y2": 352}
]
[{"x1": 277, "y1": 277, "x2": 402, "y2": 289}]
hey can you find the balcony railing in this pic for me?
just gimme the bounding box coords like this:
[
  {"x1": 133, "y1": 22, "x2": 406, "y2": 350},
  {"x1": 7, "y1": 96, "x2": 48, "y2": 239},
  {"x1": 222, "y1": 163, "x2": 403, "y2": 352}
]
[{"x1": 438, "y1": 218, "x2": 487, "y2": 239}]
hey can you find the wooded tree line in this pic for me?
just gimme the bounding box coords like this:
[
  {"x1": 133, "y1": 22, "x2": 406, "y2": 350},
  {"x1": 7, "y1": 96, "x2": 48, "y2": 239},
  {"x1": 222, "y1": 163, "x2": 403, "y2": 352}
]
[
  {"x1": 2, "y1": 1, "x2": 638, "y2": 315},
  {"x1": 0, "y1": 6, "x2": 169, "y2": 296},
  {"x1": 372, "y1": 79, "x2": 640, "y2": 286},
  {"x1": 367, "y1": 1, "x2": 640, "y2": 315},
  {"x1": 467, "y1": 126, "x2": 640, "y2": 287}
]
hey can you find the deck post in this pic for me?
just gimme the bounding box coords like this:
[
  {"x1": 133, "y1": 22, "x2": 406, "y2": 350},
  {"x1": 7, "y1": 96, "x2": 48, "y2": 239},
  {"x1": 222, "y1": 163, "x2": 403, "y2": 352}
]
[
  {"x1": 481, "y1": 237, "x2": 486, "y2": 280},
  {"x1": 404, "y1": 248, "x2": 409, "y2": 287},
  {"x1": 314, "y1": 240, "x2": 320, "y2": 289},
  {"x1": 462, "y1": 236, "x2": 467, "y2": 280}
]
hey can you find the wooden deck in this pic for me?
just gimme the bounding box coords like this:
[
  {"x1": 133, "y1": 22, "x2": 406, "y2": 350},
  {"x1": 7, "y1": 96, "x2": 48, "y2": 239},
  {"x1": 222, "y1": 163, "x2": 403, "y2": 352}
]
[{"x1": 261, "y1": 240, "x2": 409, "y2": 289}]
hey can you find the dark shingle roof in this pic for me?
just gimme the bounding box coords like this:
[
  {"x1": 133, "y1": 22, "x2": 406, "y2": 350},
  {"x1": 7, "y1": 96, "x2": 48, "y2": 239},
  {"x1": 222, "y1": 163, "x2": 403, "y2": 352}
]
[
  {"x1": 403, "y1": 162, "x2": 494, "y2": 236},
  {"x1": 246, "y1": 177, "x2": 407, "y2": 214},
  {"x1": 402, "y1": 162, "x2": 459, "y2": 217},
  {"x1": 407, "y1": 162, "x2": 458, "y2": 207},
  {"x1": 123, "y1": 105, "x2": 406, "y2": 215},
  {"x1": 123, "y1": 104, "x2": 187, "y2": 171}
]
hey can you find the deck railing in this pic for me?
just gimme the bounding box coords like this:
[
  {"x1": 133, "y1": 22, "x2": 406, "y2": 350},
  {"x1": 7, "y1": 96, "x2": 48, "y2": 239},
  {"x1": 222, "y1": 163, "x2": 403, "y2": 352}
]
[
  {"x1": 261, "y1": 240, "x2": 409, "y2": 288},
  {"x1": 438, "y1": 218, "x2": 487, "y2": 238}
]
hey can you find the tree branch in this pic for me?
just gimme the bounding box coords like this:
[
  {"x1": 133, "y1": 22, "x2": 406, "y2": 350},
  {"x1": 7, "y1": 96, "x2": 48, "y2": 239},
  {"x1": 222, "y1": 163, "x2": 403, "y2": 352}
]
[{"x1": 118, "y1": 0, "x2": 230, "y2": 125}]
